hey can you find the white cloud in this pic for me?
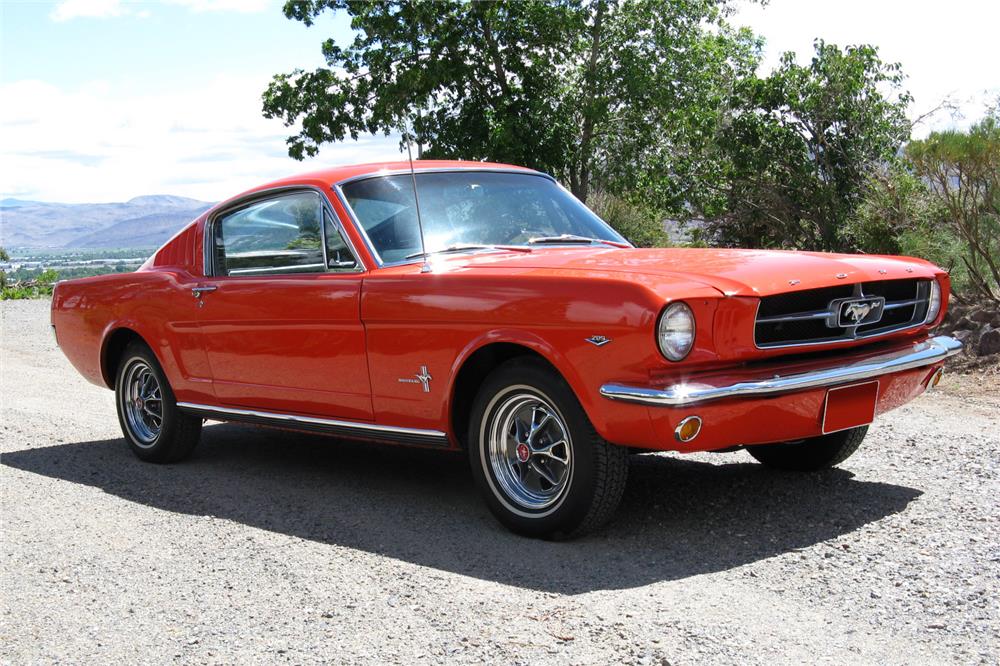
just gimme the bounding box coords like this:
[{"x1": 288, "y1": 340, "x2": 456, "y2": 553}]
[
  {"x1": 51, "y1": 0, "x2": 127, "y2": 22},
  {"x1": 50, "y1": 0, "x2": 271, "y2": 22},
  {"x1": 731, "y1": 0, "x2": 1000, "y2": 138},
  {"x1": 0, "y1": 77, "x2": 403, "y2": 203}
]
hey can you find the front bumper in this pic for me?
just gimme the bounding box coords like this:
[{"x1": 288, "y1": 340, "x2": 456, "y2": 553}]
[{"x1": 600, "y1": 335, "x2": 962, "y2": 407}]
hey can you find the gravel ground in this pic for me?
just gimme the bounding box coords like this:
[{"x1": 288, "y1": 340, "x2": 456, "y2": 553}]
[{"x1": 2, "y1": 299, "x2": 998, "y2": 664}]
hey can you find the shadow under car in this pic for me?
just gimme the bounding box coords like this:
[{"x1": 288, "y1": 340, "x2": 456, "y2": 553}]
[{"x1": 2, "y1": 423, "x2": 921, "y2": 594}]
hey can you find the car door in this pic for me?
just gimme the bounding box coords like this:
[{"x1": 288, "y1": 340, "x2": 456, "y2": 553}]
[{"x1": 195, "y1": 188, "x2": 373, "y2": 421}]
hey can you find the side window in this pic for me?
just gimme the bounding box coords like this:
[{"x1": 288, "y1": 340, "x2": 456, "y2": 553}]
[
  {"x1": 324, "y1": 211, "x2": 359, "y2": 271},
  {"x1": 213, "y1": 192, "x2": 326, "y2": 276}
]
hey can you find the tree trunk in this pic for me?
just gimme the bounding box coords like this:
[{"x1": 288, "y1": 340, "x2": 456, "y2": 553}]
[
  {"x1": 477, "y1": 11, "x2": 511, "y2": 98},
  {"x1": 576, "y1": 0, "x2": 606, "y2": 203}
]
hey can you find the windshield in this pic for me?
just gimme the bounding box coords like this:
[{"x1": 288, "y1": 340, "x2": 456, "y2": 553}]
[{"x1": 340, "y1": 171, "x2": 629, "y2": 264}]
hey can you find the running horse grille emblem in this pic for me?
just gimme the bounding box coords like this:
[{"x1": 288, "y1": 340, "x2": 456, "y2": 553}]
[
  {"x1": 831, "y1": 297, "x2": 885, "y2": 328},
  {"x1": 844, "y1": 301, "x2": 874, "y2": 323},
  {"x1": 399, "y1": 366, "x2": 433, "y2": 393}
]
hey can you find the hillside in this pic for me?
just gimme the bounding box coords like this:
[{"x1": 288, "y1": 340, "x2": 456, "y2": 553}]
[{"x1": 0, "y1": 195, "x2": 213, "y2": 249}]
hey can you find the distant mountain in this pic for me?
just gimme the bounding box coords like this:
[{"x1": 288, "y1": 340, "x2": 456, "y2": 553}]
[
  {"x1": 0, "y1": 198, "x2": 44, "y2": 208},
  {"x1": 0, "y1": 195, "x2": 214, "y2": 249}
]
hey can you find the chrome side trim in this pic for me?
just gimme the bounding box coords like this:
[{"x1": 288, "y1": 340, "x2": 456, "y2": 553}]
[
  {"x1": 600, "y1": 335, "x2": 963, "y2": 407},
  {"x1": 176, "y1": 402, "x2": 449, "y2": 447}
]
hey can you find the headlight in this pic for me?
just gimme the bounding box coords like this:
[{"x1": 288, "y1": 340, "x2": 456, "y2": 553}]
[
  {"x1": 657, "y1": 301, "x2": 695, "y2": 361},
  {"x1": 925, "y1": 280, "x2": 941, "y2": 324}
]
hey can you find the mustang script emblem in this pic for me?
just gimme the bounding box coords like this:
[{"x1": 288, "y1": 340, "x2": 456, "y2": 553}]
[{"x1": 398, "y1": 366, "x2": 433, "y2": 393}]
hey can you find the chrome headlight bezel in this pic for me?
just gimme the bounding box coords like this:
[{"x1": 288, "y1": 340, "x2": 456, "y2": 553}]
[
  {"x1": 925, "y1": 280, "x2": 942, "y2": 324},
  {"x1": 657, "y1": 301, "x2": 695, "y2": 362}
]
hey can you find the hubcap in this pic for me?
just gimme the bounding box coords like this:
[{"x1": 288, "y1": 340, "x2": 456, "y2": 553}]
[
  {"x1": 487, "y1": 392, "x2": 572, "y2": 511},
  {"x1": 121, "y1": 360, "x2": 163, "y2": 447}
]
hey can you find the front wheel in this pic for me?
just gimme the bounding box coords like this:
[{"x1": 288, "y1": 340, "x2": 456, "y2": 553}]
[
  {"x1": 467, "y1": 358, "x2": 628, "y2": 539},
  {"x1": 115, "y1": 341, "x2": 202, "y2": 463},
  {"x1": 746, "y1": 426, "x2": 868, "y2": 471}
]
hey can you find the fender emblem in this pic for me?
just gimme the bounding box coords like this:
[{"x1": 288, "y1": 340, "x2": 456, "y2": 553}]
[
  {"x1": 586, "y1": 335, "x2": 612, "y2": 347},
  {"x1": 398, "y1": 365, "x2": 432, "y2": 392}
]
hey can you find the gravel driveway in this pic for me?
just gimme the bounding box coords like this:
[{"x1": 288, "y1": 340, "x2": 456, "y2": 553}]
[{"x1": 2, "y1": 299, "x2": 998, "y2": 664}]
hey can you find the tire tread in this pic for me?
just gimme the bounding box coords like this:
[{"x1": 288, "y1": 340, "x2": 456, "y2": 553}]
[{"x1": 747, "y1": 425, "x2": 868, "y2": 471}]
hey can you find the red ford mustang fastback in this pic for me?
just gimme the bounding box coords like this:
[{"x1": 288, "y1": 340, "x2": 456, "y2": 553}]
[{"x1": 52, "y1": 161, "x2": 962, "y2": 538}]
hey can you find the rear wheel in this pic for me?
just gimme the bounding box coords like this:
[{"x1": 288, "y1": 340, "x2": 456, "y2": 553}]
[
  {"x1": 746, "y1": 426, "x2": 868, "y2": 471},
  {"x1": 115, "y1": 341, "x2": 201, "y2": 463},
  {"x1": 467, "y1": 358, "x2": 628, "y2": 539}
]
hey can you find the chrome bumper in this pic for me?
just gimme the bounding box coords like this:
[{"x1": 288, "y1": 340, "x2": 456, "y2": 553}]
[{"x1": 600, "y1": 335, "x2": 962, "y2": 407}]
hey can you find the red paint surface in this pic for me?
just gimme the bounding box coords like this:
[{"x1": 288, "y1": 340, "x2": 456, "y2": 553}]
[
  {"x1": 822, "y1": 381, "x2": 880, "y2": 434},
  {"x1": 51, "y1": 161, "x2": 951, "y2": 453}
]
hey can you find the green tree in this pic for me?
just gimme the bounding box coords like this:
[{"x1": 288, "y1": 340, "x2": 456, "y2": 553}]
[
  {"x1": 263, "y1": 0, "x2": 759, "y2": 209},
  {"x1": 907, "y1": 112, "x2": 1000, "y2": 302},
  {"x1": 0, "y1": 247, "x2": 9, "y2": 289},
  {"x1": 844, "y1": 165, "x2": 943, "y2": 256},
  {"x1": 586, "y1": 191, "x2": 669, "y2": 247},
  {"x1": 702, "y1": 41, "x2": 912, "y2": 252}
]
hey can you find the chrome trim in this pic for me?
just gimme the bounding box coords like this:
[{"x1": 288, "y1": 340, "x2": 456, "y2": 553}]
[
  {"x1": 330, "y1": 184, "x2": 386, "y2": 267},
  {"x1": 600, "y1": 335, "x2": 962, "y2": 407},
  {"x1": 756, "y1": 309, "x2": 830, "y2": 324},
  {"x1": 829, "y1": 295, "x2": 885, "y2": 328},
  {"x1": 883, "y1": 297, "x2": 924, "y2": 310},
  {"x1": 227, "y1": 263, "x2": 327, "y2": 276},
  {"x1": 202, "y1": 185, "x2": 365, "y2": 278},
  {"x1": 753, "y1": 280, "x2": 932, "y2": 350},
  {"x1": 656, "y1": 301, "x2": 695, "y2": 362},
  {"x1": 333, "y1": 166, "x2": 553, "y2": 188},
  {"x1": 176, "y1": 402, "x2": 449, "y2": 446}
]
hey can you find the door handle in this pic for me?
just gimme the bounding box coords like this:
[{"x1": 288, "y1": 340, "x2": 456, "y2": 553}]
[{"x1": 191, "y1": 285, "x2": 218, "y2": 297}]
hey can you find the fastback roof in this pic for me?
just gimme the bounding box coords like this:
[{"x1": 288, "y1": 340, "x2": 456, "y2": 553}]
[{"x1": 210, "y1": 159, "x2": 538, "y2": 213}]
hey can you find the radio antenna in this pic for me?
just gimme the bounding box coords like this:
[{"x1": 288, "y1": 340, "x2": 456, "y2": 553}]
[{"x1": 404, "y1": 119, "x2": 430, "y2": 273}]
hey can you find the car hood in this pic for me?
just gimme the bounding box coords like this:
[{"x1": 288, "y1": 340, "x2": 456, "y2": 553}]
[{"x1": 445, "y1": 247, "x2": 940, "y2": 297}]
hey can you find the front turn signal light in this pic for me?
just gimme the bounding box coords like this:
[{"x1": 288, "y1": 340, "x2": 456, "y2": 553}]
[{"x1": 674, "y1": 415, "x2": 702, "y2": 443}]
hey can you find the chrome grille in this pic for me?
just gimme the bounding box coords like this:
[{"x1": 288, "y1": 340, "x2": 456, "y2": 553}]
[{"x1": 755, "y1": 279, "x2": 930, "y2": 348}]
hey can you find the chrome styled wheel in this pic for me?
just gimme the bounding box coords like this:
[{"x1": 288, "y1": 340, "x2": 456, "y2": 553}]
[
  {"x1": 486, "y1": 390, "x2": 573, "y2": 512},
  {"x1": 469, "y1": 359, "x2": 629, "y2": 538},
  {"x1": 120, "y1": 359, "x2": 163, "y2": 447},
  {"x1": 114, "y1": 342, "x2": 202, "y2": 463}
]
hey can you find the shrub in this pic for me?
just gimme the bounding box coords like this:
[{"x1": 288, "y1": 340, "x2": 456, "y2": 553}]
[{"x1": 586, "y1": 191, "x2": 670, "y2": 248}]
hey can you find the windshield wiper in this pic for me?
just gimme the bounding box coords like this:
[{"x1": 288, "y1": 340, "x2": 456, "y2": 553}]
[
  {"x1": 527, "y1": 234, "x2": 630, "y2": 248},
  {"x1": 405, "y1": 244, "x2": 531, "y2": 260}
]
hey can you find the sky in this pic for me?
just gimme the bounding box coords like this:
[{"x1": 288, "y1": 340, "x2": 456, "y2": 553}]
[{"x1": 1, "y1": 0, "x2": 998, "y2": 204}]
